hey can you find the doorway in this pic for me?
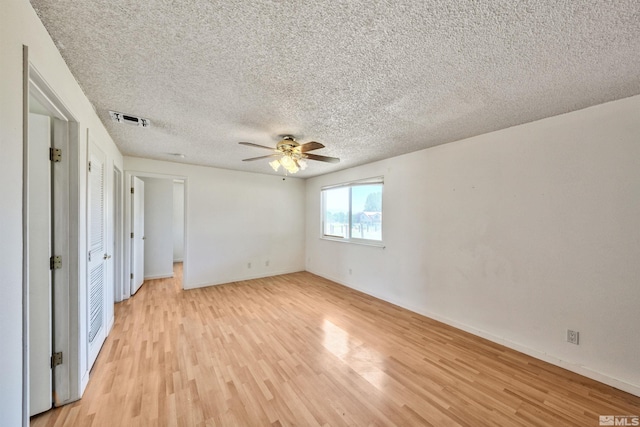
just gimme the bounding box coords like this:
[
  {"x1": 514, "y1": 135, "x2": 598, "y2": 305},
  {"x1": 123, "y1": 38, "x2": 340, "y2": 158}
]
[
  {"x1": 124, "y1": 172, "x2": 187, "y2": 299},
  {"x1": 24, "y1": 61, "x2": 79, "y2": 417}
]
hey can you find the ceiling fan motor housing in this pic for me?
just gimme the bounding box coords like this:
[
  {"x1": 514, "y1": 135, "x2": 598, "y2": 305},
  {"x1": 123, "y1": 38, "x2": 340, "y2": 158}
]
[{"x1": 276, "y1": 136, "x2": 300, "y2": 153}]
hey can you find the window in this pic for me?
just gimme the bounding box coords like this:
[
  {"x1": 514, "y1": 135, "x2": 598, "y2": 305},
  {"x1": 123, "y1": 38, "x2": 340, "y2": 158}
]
[{"x1": 321, "y1": 177, "x2": 383, "y2": 243}]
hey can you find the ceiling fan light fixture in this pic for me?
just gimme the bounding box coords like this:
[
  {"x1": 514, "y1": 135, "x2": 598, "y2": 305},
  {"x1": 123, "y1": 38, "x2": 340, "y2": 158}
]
[
  {"x1": 269, "y1": 159, "x2": 281, "y2": 172},
  {"x1": 270, "y1": 154, "x2": 302, "y2": 174},
  {"x1": 280, "y1": 155, "x2": 294, "y2": 169},
  {"x1": 279, "y1": 155, "x2": 299, "y2": 173}
]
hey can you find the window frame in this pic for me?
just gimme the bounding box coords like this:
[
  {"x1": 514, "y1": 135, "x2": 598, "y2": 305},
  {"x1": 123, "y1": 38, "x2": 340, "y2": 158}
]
[{"x1": 320, "y1": 176, "x2": 384, "y2": 246}]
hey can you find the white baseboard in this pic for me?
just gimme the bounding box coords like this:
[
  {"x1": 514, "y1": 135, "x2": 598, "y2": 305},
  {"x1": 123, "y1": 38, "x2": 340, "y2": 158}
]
[
  {"x1": 80, "y1": 370, "x2": 90, "y2": 397},
  {"x1": 186, "y1": 268, "x2": 304, "y2": 290},
  {"x1": 144, "y1": 272, "x2": 174, "y2": 280},
  {"x1": 307, "y1": 269, "x2": 640, "y2": 398},
  {"x1": 106, "y1": 315, "x2": 114, "y2": 334}
]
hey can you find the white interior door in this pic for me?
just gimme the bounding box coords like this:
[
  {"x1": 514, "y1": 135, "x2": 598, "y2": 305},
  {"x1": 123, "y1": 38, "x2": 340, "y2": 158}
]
[
  {"x1": 28, "y1": 113, "x2": 53, "y2": 415},
  {"x1": 87, "y1": 141, "x2": 107, "y2": 369},
  {"x1": 28, "y1": 113, "x2": 53, "y2": 416},
  {"x1": 131, "y1": 177, "x2": 145, "y2": 294}
]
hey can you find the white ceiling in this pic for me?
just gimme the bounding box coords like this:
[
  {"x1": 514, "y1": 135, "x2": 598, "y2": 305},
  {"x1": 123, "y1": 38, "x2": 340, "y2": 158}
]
[{"x1": 30, "y1": 0, "x2": 640, "y2": 178}]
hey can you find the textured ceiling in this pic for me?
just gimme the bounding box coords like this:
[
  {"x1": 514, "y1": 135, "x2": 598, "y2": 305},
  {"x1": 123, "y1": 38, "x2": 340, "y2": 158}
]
[{"x1": 31, "y1": 0, "x2": 640, "y2": 178}]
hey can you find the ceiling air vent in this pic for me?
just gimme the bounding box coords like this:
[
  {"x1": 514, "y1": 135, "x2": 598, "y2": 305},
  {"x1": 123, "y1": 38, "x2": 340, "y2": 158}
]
[{"x1": 109, "y1": 110, "x2": 151, "y2": 128}]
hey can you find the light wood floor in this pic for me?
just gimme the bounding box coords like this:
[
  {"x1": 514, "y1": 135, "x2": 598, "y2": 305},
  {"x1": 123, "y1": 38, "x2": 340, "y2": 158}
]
[{"x1": 33, "y1": 264, "x2": 640, "y2": 426}]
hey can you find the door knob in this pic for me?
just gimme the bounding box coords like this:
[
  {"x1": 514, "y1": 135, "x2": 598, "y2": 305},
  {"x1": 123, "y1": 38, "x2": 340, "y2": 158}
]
[{"x1": 103, "y1": 253, "x2": 112, "y2": 260}]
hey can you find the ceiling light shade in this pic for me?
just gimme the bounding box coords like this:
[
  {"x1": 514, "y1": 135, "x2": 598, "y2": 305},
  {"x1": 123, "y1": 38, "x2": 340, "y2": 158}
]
[
  {"x1": 280, "y1": 155, "x2": 294, "y2": 169},
  {"x1": 269, "y1": 159, "x2": 281, "y2": 171},
  {"x1": 279, "y1": 155, "x2": 299, "y2": 173},
  {"x1": 270, "y1": 155, "x2": 301, "y2": 174}
]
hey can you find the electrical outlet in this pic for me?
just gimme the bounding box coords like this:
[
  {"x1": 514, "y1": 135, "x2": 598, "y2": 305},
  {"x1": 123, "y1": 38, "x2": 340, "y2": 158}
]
[
  {"x1": 567, "y1": 329, "x2": 579, "y2": 345},
  {"x1": 349, "y1": 268, "x2": 352, "y2": 275},
  {"x1": 247, "y1": 262, "x2": 251, "y2": 269},
  {"x1": 265, "y1": 260, "x2": 269, "y2": 267}
]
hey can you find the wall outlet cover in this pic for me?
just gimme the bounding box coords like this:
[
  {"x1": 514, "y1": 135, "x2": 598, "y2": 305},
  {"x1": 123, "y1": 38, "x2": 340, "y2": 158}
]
[{"x1": 567, "y1": 329, "x2": 579, "y2": 345}]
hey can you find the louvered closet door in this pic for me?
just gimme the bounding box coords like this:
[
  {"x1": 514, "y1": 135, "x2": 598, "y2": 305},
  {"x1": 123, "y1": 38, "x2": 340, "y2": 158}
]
[{"x1": 87, "y1": 140, "x2": 107, "y2": 369}]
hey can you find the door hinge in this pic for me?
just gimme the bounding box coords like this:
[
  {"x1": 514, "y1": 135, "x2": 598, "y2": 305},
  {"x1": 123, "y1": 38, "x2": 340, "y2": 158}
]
[
  {"x1": 130, "y1": 273, "x2": 133, "y2": 279},
  {"x1": 49, "y1": 255, "x2": 62, "y2": 270},
  {"x1": 88, "y1": 160, "x2": 92, "y2": 172},
  {"x1": 131, "y1": 187, "x2": 134, "y2": 194},
  {"x1": 49, "y1": 147, "x2": 62, "y2": 162},
  {"x1": 130, "y1": 232, "x2": 134, "y2": 238},
  {"x1": 51, "y1": 352, "x2": 63, "y2": 368}
]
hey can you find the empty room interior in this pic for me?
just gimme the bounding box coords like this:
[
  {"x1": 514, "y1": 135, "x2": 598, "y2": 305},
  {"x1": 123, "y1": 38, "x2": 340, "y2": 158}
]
[{"x1": 2, "y1": 0, "x2": 640, "y2": 425}]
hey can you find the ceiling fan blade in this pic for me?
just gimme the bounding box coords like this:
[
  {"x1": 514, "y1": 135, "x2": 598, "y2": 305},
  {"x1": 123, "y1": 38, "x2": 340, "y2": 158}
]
[
  {"x1": 299, "y1": 141, "x2": 325, "y2": 152},
  {"x1": 239, "y1": 141, "x2": 276, "y2": 150},
  {"x1": 242, "y1": 154, "x2": 281, "y2": 162},
  {"x1": 304, "y1": 153, "x2": 340, "y2": 163}
]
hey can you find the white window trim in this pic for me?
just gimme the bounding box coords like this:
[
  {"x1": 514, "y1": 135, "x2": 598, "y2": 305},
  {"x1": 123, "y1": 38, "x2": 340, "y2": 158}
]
[{"x1": 321, "y1": 176, "x2": 384, "y2": 246}]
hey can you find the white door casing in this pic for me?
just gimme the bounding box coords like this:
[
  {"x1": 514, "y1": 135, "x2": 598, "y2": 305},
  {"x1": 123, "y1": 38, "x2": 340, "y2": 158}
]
[
  {"x1": 113, "y1": 168, "x2": 123, "y2": 303},
  {"x1": 28, "y1": 67, "x2": 77, "y2": 411},
  {"x1": 131, "y1": 177, "x2": 145, "y2": 295},
  {"x1": 27, "y1": 113, "x2": 53, "y2": 416},
  {"x1": 27, "y1": 62, "x2": 91, "y2": 415},
  {"x1": 87, "y1": 139, "x2": 108, "y2": 369}
]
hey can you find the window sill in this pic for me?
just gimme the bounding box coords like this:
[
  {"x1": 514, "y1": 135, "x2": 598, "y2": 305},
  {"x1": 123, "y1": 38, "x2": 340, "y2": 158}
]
[{"x1": 320, "y1": 236, "x2": 385, "y2": 248}]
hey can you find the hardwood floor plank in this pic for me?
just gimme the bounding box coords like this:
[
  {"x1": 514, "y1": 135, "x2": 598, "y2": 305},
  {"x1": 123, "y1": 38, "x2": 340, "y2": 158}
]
[{"x1": 32, "y1": 265, "x2": 640, "y2": 426}]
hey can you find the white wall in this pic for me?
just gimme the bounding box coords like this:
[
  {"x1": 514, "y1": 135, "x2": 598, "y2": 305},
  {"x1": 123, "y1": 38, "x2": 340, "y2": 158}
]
[
  {"x1": 141, "y1": 177, "x2": 174, "y2": 279},
  {"x1": 173, "y1": 181, "x2": 185, "y2": 262},
  {"x1": 306, "y1": 95, "x2": 640, "y2": 396},
  {"x1": 1, "y1": 1, "x2": 123, "y2": 423},
  {"x1": 125, "y1": 157, "x2": 306, "y2": 289},
  {"x1": 0, "y1": 4, "x2": 26, "y2": 422}
]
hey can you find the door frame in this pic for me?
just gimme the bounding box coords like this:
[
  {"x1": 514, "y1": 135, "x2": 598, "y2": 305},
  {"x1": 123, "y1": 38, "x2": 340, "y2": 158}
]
[
  {"x1": 123, "y1": 171, "x2": 188, "y2": 299},
  {"x1": 113, "y1": 167, "x2": 124, "y2": 303},
  {"x1": 23, "y1": 48, "x2": 82, "y2": 422}
]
